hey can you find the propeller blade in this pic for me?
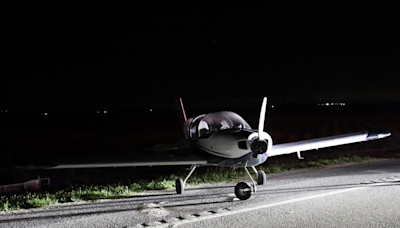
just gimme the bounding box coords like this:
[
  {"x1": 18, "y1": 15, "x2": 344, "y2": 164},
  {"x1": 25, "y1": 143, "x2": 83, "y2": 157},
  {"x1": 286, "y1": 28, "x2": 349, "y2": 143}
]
[{"x1": 258, "y1": 97, "x2": 267, "y2": 140}]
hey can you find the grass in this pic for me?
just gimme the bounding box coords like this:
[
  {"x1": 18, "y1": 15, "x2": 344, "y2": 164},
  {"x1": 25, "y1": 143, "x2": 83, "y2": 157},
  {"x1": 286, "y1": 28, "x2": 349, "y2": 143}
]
[{"x1": 0, "y1": 155, "x2": 375, "y2": 212}]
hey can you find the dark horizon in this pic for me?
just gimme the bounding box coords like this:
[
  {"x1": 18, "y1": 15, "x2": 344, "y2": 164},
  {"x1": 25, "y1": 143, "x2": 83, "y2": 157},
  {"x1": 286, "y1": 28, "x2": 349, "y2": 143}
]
[{"x1": 4, "y1": 3, "x2": 400, "y2": 114}]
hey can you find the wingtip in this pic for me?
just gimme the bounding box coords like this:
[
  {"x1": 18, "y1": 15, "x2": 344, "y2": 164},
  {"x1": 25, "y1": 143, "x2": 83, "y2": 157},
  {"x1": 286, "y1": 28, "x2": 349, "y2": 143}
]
[
  {"x1": 366, "y1": 131, "x2": 391, "y2": 140},
  {"x1": 378, "y1": 131, "x2": 391, "y2": 139}
]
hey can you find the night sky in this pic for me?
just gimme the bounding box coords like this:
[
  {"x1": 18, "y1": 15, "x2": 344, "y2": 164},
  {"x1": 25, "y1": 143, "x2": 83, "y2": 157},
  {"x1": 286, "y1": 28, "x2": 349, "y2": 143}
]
[{"x1": 4, "y1": 3, "x2": 400, "y2": 113}]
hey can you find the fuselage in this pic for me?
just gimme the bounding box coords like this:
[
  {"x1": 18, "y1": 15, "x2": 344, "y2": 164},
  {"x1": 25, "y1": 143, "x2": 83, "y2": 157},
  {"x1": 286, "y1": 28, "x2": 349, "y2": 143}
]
[
  {"x1": 194, "y1": 129, "x2": 269, "y2": 167},
  {"x1": 183, "y1": 111, "x2": 270, "y2": 167}
]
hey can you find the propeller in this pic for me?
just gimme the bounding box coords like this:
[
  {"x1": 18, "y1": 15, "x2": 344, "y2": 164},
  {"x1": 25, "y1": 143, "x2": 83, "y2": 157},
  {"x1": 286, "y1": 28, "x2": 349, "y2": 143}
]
[
  {"x1": 258, "y1": 97, "x2": 267, "y2": 140},
  {"x1": 249, "y1": 97, "x2": 272, "y2": 156}
]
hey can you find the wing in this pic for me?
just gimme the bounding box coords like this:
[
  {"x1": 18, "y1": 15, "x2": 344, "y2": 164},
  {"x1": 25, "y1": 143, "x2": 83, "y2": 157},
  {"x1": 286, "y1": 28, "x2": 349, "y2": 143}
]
[
  {"x1": 14, "y1": 143, "x2": 207, "y2": 169},
  {"x1": 268, "y1": 131, "x2": 391, "y2": 157},
  {"x1": 15, "y1": 155, "x2": 208, "y2": 169}
]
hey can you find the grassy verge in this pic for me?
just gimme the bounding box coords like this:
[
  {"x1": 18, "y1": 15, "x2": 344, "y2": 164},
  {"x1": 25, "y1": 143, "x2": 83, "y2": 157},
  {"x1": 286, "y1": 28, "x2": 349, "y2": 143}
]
[{"x1": 0, "y1": 155, "x2": 375, "y2": 212}]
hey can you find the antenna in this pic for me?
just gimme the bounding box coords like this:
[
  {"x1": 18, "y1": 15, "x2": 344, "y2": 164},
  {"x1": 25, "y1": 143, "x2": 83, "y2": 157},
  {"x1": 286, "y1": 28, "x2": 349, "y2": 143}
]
[{"x1": 179, "y1": 98, "x2": 187, "y2": 121}]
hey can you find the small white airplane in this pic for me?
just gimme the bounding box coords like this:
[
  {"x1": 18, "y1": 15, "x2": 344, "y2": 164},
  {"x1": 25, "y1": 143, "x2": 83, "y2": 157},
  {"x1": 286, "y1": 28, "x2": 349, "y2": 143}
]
[{"x1": 20, "y1": 97, "x2": 391, "y2": 200}]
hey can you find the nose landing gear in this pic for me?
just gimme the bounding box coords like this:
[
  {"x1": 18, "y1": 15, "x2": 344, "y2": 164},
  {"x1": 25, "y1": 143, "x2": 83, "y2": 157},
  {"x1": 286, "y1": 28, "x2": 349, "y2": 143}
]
[
  {"x1": 234, "y1": 166, "x2": 267, "y2": 200},
  {"x1": 235, "y1": 182, "x2": 252, "y2": 200}
]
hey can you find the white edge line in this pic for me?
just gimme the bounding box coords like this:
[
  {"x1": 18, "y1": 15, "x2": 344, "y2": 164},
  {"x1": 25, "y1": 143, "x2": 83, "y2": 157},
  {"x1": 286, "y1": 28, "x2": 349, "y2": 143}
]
[{"x1": 155, "y1": 187, "x2": 366, "y2": 228}]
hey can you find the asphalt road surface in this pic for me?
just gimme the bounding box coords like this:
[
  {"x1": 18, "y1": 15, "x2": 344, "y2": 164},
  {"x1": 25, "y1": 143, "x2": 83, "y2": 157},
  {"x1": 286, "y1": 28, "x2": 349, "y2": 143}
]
[{"x1": 1, "y1": 159, "x2": 399, "y2": 228}]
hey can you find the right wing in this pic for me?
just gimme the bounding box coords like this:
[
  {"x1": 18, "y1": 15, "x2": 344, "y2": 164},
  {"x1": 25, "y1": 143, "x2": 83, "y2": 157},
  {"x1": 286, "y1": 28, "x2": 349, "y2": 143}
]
[{"x1": 268, "y1": 131, "x2": 391, "y2": 157}]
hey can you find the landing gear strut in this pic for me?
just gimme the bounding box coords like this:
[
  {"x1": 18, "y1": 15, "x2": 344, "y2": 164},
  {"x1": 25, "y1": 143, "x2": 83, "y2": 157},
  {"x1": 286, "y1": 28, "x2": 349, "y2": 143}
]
[{"x1": 175, "y1": 165, "x2": 196, "y2": 194}]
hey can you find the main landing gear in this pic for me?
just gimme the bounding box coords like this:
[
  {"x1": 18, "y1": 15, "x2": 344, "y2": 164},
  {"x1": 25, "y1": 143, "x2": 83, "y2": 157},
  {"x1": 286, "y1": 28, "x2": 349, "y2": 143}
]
[
  {"x1": 234, "y1": 166, "x2": 266, "y2": 200},
  {"x1": 175, "y1": 165, "x2": 196, "y2": 194},
  {"x1": 175, "y1": 165, "x2": 266, "y2": 201}
]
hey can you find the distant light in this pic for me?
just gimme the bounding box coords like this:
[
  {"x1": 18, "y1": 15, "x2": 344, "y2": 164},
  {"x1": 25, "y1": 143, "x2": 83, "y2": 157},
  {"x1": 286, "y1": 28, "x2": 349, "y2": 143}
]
[
  {"x1": 150, "y1": 109, "x2": 153, "y2": 112},
  {"x1": 5, "y1": 110, "x2": 7, "y2": 113},
  {"x1": 97, "y1": 111, "x2": 99, "y2": 114},
  {"x1": 319, "y1": 102, "x2": 345, "y2": 106},
  {"x1": 271, "y1": 105, "x2": 274, "y2": 108},
  {"x1": 104, "y1": 111, "x2": 107, "y2": 114},
  {"x1": 0, "y1": 110, "x2": 3, "y2": 113},
  {"x1": 44, "y1": 113, "x2": 48, "y2": 115}
]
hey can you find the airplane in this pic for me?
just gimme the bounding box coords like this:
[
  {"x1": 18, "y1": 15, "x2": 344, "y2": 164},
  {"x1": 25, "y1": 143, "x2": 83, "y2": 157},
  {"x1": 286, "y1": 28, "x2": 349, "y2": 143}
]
[{"x1": 16, "y1": 97, "x2": 391, "y2": 200}]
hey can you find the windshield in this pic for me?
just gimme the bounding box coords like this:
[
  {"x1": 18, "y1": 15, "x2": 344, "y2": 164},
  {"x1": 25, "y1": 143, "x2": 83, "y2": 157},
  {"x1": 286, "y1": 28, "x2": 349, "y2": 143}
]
[{"x1": 198, "y1": 111, "x2": 251, "y2": 138}]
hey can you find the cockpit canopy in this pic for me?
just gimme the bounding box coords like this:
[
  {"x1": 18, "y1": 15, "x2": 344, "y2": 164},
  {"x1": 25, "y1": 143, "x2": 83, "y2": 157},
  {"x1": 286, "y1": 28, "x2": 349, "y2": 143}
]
[{"x1": 185, "y1": 111, "x2": 251, "y2": 139}]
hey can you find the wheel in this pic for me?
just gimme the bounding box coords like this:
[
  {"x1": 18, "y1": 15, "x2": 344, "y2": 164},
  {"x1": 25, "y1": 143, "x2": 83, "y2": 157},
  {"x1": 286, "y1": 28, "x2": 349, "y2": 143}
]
[
  {"x1": 234, "y1": 182, "x2": 252, "y2": 200},
  {"x1": 257, "y1": 170, "x2": 267, "y2": 185},
  {"x1": 175, "y1": 179, "x2": 184, "y2": 194}
]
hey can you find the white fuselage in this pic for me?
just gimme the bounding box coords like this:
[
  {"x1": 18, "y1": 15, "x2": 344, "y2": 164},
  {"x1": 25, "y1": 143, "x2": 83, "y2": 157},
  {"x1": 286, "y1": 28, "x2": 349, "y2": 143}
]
[
  {"x1": 195, "y1": 131, "x2": 250, "y2": 158},
  {"x1": 194, "y1": 129, "x2": 273, "y2": 159}
]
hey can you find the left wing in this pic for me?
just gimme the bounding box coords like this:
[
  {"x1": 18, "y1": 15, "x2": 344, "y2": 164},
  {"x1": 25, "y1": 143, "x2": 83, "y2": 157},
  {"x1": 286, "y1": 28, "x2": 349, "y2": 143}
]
[
  {"x1": 14, "y1": 155, "x2": 208, "y2": 169},
  {"x1": 268, "y1": 131, "x2": 391, "y2": 157},
  {"x1": 13, "y1": 142, "x2": 208, "y2": 169}
]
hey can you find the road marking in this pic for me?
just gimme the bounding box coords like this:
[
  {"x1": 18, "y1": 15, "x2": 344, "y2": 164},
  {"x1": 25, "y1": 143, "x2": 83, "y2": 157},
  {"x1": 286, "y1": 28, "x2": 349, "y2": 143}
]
[
  {"x1": 140, "y1": 182, "x2": 399, "y2": 227},
  {"x1": 361, "y1": 176, "x2": 400, "y2": 184},
  {"x1": 152, "y1": 186, "x2": 366, "y2": 227}
]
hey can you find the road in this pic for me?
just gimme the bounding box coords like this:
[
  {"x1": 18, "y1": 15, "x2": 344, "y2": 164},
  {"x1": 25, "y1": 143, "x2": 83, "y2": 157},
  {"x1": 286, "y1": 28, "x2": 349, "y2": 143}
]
[{"x1": 0, "y1": 159, "x2": 399, "y2": 228}]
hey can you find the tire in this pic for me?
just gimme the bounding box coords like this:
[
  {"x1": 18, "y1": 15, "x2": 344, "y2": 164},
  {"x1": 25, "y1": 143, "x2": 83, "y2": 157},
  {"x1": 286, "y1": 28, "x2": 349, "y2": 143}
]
[
  {"x1": 257, "y1": 170, "x2": 267, "y2": 185},
  {"x1": 234, "y1": 182, "x2": 252, "y2": 200},
  {"x1": 175, "y1": 179, "x2": 184, "y2": 194}
]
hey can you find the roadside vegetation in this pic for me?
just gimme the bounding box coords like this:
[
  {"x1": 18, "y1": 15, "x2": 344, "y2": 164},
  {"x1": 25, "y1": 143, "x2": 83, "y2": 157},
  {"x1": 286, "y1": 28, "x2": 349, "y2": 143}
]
[{"x1": 0, "y1": 155, "x2": 376, "y2": 212}]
